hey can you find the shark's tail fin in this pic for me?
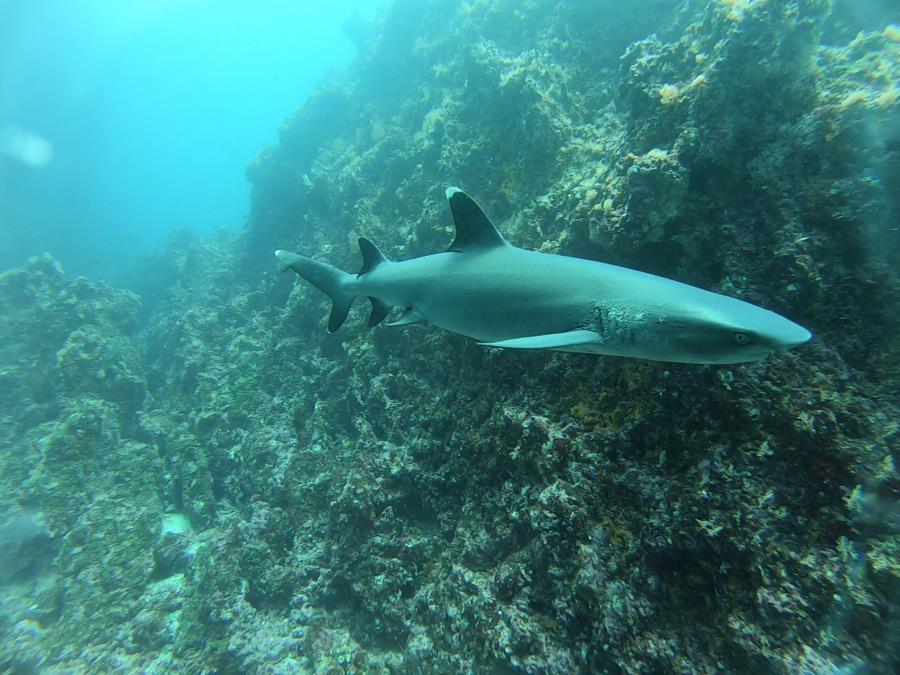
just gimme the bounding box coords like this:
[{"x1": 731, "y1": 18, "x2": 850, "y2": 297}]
[{"x1": 275, "y1": 249, "x2": 355, "y2": 332}]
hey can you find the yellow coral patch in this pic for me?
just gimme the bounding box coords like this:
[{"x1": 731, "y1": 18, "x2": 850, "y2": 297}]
[
  {"x1": 874, "y1": 87, "x2": 898, "y2": 107},
  {"x1": 718, "y1": 0, "x2": 754, "y2": 21},
  {"x1": 658, "y1": 84, "x2": 683, "y2": 105},
  {"x1": 839, "y1": 90, "x2": 868, "y2": 110},
  {"x1": 688, "y1": 74, "x2": 708, "y2": 90}
]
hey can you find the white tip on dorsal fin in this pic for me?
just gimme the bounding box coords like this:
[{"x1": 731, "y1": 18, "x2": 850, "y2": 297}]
[
  {"x1": 480, "y1": 329, "x2": 602, "y2": 351},
  {"x1": 445, "y1": 187, "x2": 508, "y2": 252}
]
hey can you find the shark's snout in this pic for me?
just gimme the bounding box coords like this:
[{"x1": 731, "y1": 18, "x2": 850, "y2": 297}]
[
  {"x1": 774, "y1": 320, "x2": 812, "y2": 350},
  {"x1": 743, "y1": 304, "x2": 812, "y2": 355}
]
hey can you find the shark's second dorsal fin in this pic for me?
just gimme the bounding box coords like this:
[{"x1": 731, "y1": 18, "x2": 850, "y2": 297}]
[
  {"x1": 446, "y1": 187, "x2": 508, "y2": 253},
  {"x1": 358, "y1": 237, "x2": 390, "y2": 276}
]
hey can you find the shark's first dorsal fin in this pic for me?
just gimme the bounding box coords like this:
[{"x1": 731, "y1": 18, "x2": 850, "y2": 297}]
[
  {"x1": 358, "y1": 237, "x2": 390, "y2": 276},
  {"x1": 446, "y1": 187, "x2": 508, "y2": 253}
]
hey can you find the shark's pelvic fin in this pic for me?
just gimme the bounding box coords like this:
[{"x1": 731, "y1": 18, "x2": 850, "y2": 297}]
[
  {"x1": 275, "y1": 249, "x2": 355, "y2": 332},
  {"x1": 358, "y1": 237, "x2": 390, "y2": 276},
  {"x1": 386, "y1": 307, "x2": 427, "y2": 326},
  {"x1": 480, "y1": 329, "x2": 602, "y2": 351},
  {"x1": 445, "y1": 187, "x2": 509, "y2": 252},
  {"x1": 368, "y1": 297, "x2": 392, "y2": 327}
]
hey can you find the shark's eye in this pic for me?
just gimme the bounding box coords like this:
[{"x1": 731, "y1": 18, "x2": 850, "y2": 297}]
[{"x1": 733, "y1": 332, "x2": 751, "y2": 345}]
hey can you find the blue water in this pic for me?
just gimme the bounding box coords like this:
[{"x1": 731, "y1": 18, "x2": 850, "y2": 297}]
[{"x1": 0, "y1": 0, "x2": 382, "y2": 279}]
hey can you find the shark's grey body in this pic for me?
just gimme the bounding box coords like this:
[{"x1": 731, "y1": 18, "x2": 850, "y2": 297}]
[{"x1": 276, "y1": 188, "x2": 811, "y2": 364}]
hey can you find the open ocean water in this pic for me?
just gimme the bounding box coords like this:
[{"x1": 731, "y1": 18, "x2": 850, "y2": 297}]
[{"x1": 1, "y1": 1, "x2": 898, "y2": 673}]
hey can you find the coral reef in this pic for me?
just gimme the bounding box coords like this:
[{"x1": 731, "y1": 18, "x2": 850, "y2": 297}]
[{"x1": 1, "y1": 0, "x2": 898, "y2": 673}]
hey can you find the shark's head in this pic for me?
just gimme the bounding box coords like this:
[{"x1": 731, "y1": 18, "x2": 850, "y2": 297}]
[{"x1": 639, "y1": 291, "x2": 812, "y2": 364}]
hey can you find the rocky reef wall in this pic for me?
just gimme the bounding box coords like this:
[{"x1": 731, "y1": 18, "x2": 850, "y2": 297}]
[{"x1": 1, "y1": 1, "x2": 898, "y2": 673}]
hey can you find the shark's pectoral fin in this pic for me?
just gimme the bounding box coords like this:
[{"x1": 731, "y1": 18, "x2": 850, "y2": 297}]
[
  {"x1": 480, "y1": 329, "x2": 602, "y2": 351},
  {"x1": 386, "y1": 307, "x2": 427, "y2": 327}
]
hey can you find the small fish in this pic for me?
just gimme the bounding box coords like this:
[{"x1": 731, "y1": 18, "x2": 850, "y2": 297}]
[{"x1": 0, "y1": 125, "x2": 53, "y2": 168}]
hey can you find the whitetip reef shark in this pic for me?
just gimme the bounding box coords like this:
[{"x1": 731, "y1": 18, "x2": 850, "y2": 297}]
[{"x1": 276, "y1": 187, "x2": 811, "y2": 364}]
